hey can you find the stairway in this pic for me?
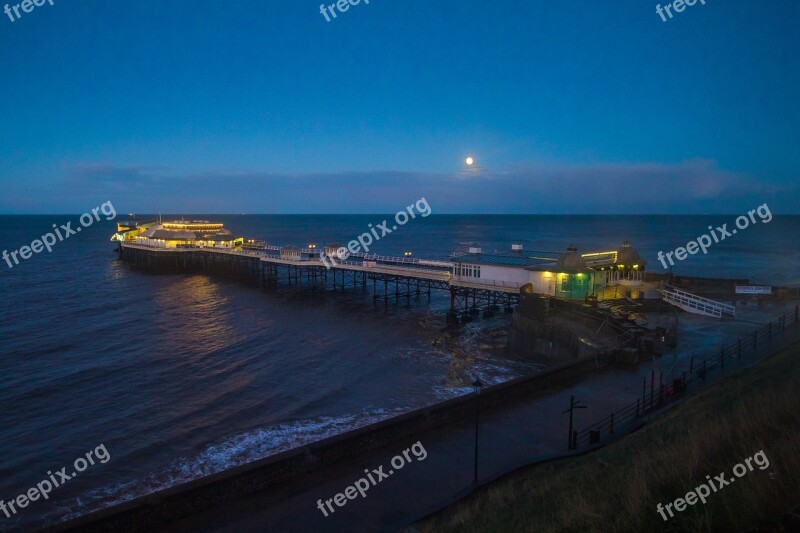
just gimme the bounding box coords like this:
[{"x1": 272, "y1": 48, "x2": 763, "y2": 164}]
[{"x1": 661, "y1": 286, "x2": 735, "y2": 318}]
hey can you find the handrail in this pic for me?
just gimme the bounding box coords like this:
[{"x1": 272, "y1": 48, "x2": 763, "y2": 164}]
[
  {"x1": 663, "y1": 285, "x2": 735, "y2": 314},
  {"x1": 338, "y1": 260, "x2": 452, "y2": 277},
  {"x1": 663, "y1": 291, "x2": 723, "y2": 318},
  {"x1": 259, "y1": 245, "x2": 452, "y2": 268},
  {"x1": 451, "y1": 276, "x2": 524, "y2": 289},
  {"x1": 573, "y1": 309, "x2": 798, "y2": 450}
]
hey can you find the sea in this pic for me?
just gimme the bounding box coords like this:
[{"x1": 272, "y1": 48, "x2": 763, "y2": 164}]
[{"x1": 1, "y1": 214, "x2": 799, "y2": 530}]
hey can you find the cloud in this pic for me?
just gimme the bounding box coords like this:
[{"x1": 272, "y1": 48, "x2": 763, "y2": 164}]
[
  {"x1": 2, "y1": 159, "x2": 794, "y2": 214},
  {"x1": 62, "y1": 163, "x2": 168, "y2": 192},
  {"x1": 472, "y1": 159, "x2": 746, "y2": 213}
]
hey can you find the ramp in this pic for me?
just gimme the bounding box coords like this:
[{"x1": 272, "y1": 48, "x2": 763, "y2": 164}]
[{"x1": 661, "y1": 286, "x2": 735, "y2": 318}]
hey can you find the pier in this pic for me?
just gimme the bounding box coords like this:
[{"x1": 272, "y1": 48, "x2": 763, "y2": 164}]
[
  {"x1": 115, "y1": 220, "x2": 786, "y2": 327},
  {"x1": 118, "y1": 241, "x2": 526, "y2": 321}
]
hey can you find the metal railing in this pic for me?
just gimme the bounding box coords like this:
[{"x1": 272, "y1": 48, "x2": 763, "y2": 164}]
[
  {"x1": 662, "y1": 285, "x2": 736, "y2": 317},
  {"x1": 353, "y1": 252, "x2": 450, "y2": 268},
  {"x1": 251, "y1": 245, "x2": 452, "y2": 269},
  {"x1": 450, "y1": 277, "x2": 525, "y2": 289},
  {"x1": 569, "y1": 305, "x2": 800, "y2": 450},
  {"x1": 334, "y1": 260, "x2": 452, "y2": 278}
]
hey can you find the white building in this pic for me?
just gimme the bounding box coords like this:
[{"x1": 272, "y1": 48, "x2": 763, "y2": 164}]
[
  {"x1": 279, "y1": 245, "x2": 304, "y2": 261},
  {"x1": 451, "y1": 243, "x2": 637, "y2": 299}
]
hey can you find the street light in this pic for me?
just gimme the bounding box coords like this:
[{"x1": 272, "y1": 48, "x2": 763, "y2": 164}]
[
  {"x1": 472, "y1": 377, "x2": 483, "y2": 482},
  {"x1": 563, "y1": 395, "x2": 587, "y2": 450},
  {"x1": 404, "y1": 251, "x2": 413, "y2": 257}
]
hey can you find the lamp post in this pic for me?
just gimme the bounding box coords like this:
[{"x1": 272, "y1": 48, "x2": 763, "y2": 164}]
[
  {"x1": 472, "y1": 377, "x2": 483, "y2": 483},
  {"x1": 563, "y1": 395, "x2": 587, "y2": 450}
]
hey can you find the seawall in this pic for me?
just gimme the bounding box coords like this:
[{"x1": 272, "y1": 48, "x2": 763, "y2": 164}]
[{"x1": 55, "y1": 350, "x2": 615, "y2": 532}]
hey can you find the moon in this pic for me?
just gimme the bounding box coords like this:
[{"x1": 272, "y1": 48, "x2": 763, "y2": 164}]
[{"x1": 465, "y1": 157, "x2": 475, "y2": 166}]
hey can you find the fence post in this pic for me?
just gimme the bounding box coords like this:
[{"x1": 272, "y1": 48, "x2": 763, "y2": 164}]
[
  {"x1": 650, "y1": 370, "x2": 655, "y2": 408},
  {"x1": 636, "y1": 398, "x2": 640, "y2": 417},
  {"x1": 642, "y1": 377, "x2": 647, "y2": 409}
]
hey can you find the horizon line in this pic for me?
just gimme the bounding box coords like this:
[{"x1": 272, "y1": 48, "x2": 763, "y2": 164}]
[{"x1": 1, "y1": 212, "x2": 799, "y2": 217}]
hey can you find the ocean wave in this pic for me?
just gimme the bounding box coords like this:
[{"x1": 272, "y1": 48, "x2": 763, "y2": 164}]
[{"x1": 52, "y1": 408, "x2": 409, "y2": 523}]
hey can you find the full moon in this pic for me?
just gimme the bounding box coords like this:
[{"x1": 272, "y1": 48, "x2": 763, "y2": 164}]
[{"x1": 465, "y1": 157, "x2": 475, "y2": 166}]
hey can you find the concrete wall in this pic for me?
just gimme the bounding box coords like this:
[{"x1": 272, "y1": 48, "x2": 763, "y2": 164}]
[
  {"x1": 528, "y1": 271, "x2": 556, "y2": 295},
  {"x1": 477, "y1": 264, "x2": 530, "y2": 285}
]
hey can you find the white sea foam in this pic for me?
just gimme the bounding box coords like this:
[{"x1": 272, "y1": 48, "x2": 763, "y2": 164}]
[{"x1": 54, "y1": 408, "x2": 409, "y2": 522}]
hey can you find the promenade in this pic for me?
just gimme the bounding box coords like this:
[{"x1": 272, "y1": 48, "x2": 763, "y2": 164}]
[{"x1": 161, "y1": 311, "x2": 799, "y2": 533}]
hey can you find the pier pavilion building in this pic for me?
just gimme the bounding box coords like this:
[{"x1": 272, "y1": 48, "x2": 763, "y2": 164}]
[
  {"x1": 324, "y1": 243, "x2": 344, "y2": 258},
  {"x1": 279, "y1": 245, "x2": 304, "y2": 261},
  {"x1": 127, "y1": 221, "x2": 242, "y2": 249},
  {"x1": 613, "y1": 240, "x2": 647, "y2": 284},
  {"x1": 539, "y1": 244, "x2": 594, "y2": 298},
  {"x1": 450, "y1": 243, "x2": 638, "y2": 299},
  {"x1": 593, "y1": 241, "x2": 648, "y2": 286}
]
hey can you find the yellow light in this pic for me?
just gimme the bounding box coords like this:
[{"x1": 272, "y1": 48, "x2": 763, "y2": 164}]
[
  {"x1": 577, "y1": 273, "x2": 583, "y2": 278},
  {"x1": 465, "y1": 157, "x2": 475, "y2": 166},
  {"x1": 581, "y1": 251, "x2": 617, "y2": 258},
  {"x1": 618, "y1": 264, "x2": 625, "y2": 269},
  {"x1": 633, "y1": 264, "x2": 639, "y2": 269},
  {"x1": 162, "y1": 222, "x2": 223, "y2": 231},
  {"x1": 543, "y1": 271, "x2": 552, "y2": 277}
]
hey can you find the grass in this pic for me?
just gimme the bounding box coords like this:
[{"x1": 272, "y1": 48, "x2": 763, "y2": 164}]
[{"x1": 416, "y1": 341, "x2": 800, "y2": 533}]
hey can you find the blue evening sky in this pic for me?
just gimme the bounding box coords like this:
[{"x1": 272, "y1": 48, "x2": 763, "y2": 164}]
[{"x1": 0, "y1": 0, "x2": 798, "y2": 214}]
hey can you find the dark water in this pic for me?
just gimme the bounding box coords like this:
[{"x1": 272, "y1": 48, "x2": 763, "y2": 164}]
[{"x1": 1, "y1": 214, "x2": 798, "y2": 529}]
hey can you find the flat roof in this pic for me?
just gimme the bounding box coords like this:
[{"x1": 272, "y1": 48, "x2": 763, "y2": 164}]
[{"x1": 452, "y1": 252, "x2": 557, "y2": 268}]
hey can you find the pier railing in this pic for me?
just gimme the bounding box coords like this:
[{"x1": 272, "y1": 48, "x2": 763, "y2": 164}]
[
  {"x1": 328, "y1": 260, "x2": 451, "y2": 278},
  {"x1": 569, "y1": 305, "x2": 800, "y2": 450},
  {"x1": 450, "y1": 277, "x2": 526, "y2": 291},
  {"x1": 247, "y1": 244, "x2": 452, "y2": 269},
  {"x1": 355, "y1": 252, "x2": 451, "y2": 268}
]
